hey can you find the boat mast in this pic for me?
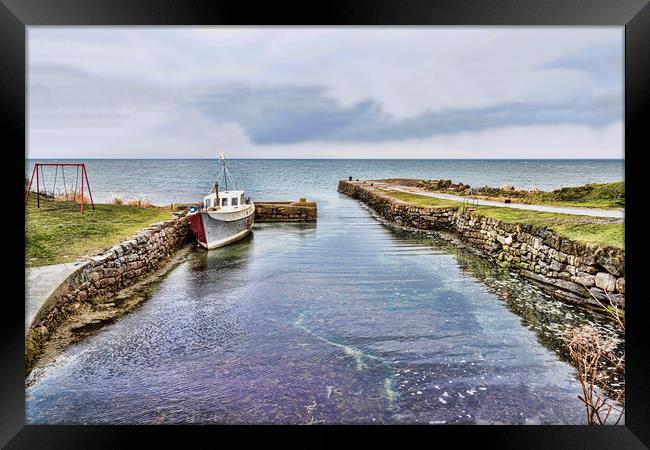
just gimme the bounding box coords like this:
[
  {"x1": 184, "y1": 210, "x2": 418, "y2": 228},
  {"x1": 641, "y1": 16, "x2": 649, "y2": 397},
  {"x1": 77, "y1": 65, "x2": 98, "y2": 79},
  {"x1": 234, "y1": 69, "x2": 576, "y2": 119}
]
[
  {"x1": 222, "y1": 153, "x2": 228, "y2": 192},
  {"x1": 216, "y1": 151, "x2": 238, "y2": 193}
]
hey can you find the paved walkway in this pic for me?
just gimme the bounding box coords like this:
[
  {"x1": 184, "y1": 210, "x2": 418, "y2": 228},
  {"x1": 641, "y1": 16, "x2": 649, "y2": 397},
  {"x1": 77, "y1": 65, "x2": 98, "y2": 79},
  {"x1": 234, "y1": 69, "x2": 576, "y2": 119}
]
[
  {"x1": 382, "y1": 185, "x2": 624, "y2": 219},
  {"x1": 25, "y1": 261, "x2": 86, "y2": 333}
]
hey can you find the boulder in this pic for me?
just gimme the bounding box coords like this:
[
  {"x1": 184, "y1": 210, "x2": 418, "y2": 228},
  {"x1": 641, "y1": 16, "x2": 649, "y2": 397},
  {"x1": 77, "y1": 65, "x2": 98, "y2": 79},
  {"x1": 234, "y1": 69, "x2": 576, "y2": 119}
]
[
  {"x1": 595, "y1": 272, "x2": 617, "y2": 293},
  {"x1": 572, "y1": 273, "x2": 595, "y2": 287},
  {"x1": 90, "y1": 252, "x2": 113, "y2": 265},
  {"x1": 596, "y1": 249, "x2": 624, "y2": 277},
  {"x1": 554, "y1": 279, "x2": 587, "y2": 296},
  {"x1": 615, "y1": 277, "x2": 625, "y2": 294}
]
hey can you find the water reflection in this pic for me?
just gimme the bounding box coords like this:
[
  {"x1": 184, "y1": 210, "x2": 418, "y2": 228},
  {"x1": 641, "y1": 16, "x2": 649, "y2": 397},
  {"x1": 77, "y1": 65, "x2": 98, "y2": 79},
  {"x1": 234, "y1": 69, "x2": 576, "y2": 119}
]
[{"x1": 25, "y1": 193, "x2": 613, "y2": 424}]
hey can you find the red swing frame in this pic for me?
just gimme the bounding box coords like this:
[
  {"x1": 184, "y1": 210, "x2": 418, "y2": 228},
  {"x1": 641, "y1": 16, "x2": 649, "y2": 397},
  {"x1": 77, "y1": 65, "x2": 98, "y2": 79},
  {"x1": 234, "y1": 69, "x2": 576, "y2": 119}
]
[{"x1": 25, "y1": 163, "x2": 95, "y2": 212}]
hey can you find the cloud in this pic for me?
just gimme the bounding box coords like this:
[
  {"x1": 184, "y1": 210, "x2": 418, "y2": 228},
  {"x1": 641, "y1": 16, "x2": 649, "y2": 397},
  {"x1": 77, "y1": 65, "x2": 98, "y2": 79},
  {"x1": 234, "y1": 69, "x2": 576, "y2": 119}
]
[
  {"x1": 196, "y1": 85, "x2": 621, "y2": 144},
  {"x1": 27, "y1": 27, "x2": 623, "y2": 158},
  {"x1": 30, "y1": 120, "x2": 623, "y2": 160},
  {"x1": 235, "y1": 121, "x2": 623, "y2": 160}
]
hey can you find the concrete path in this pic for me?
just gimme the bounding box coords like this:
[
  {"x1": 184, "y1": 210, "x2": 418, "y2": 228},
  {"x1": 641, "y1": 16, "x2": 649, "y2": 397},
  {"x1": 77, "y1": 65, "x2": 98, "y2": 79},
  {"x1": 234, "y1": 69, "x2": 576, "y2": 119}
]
[
  {"x1": 25, "y1": 261, "x2": 87, "y2": 333},
  {"x1": 382, "y1": 185, "x2": 624, "y2": 219}
]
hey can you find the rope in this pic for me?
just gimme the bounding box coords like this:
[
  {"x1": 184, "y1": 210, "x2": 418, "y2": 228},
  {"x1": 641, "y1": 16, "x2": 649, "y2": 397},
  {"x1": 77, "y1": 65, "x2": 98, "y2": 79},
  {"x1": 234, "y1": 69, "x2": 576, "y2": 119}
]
[
  {"x1": 52, "y1": 166, "x2": 58, "y2": 196},
  {"x1": 73, "y1": 165, "x2": 80, "y2": 202},
  {"x1": 209, "y1": 158, "x2": 239, "y2": 193},
  {"x1": 210, "y1": 166, "x2": 225, "y2": 194},
  {"x1": 62, "y1": 166, "x2": 67, "y2": 196},
  {"x1": 224, "y1": 165, "x2": 239, "y2": 191},
  {"x1": 39, "y1": 165, "x2": 46, "y2": 196}
]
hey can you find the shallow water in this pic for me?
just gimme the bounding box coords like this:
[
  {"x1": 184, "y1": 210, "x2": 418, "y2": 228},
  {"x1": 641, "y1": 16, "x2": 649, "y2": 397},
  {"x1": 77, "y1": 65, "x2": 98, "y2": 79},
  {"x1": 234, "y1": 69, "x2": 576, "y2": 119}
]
[{"x1": 25, "y1": 188, "x2": 622, "y2": 424}]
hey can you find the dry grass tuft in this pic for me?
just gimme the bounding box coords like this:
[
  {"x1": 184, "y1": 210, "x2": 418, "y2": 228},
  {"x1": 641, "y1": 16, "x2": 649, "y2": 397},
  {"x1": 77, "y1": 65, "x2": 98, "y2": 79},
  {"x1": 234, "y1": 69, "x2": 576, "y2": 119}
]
[
  {"x1": 107, "y1": 194, "x2": 125, "y2": 205},
  {"x1": 562, "y1": 325, "x2": 624, "y2": 425},
  {"x1": 107, "y1": 193, "x2": 154, "y2": 208},
  {"x1": 53, "y1": 192, "x2": 92, "y2": 205},
  {"x1": 127, "y1": 198, "x2": 154, "y2": 208},
  {"x1": 563, "y1": 286, "x2": 625, "y2": 425}
]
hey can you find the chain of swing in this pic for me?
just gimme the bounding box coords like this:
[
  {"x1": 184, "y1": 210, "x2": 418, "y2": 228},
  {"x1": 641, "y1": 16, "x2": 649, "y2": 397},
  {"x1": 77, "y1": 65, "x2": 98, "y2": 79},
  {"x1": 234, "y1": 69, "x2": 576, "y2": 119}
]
[{"x1": 36, "y1": 165, "x2": 82, "y2": 202}]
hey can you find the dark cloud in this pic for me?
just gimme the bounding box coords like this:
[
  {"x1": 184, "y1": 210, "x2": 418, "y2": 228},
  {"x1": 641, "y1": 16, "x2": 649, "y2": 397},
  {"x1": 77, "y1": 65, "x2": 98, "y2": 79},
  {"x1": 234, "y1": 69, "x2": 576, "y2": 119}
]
[
  {"x1": 197, "y1": 85, "x2": 622, "y2": 145},
  {"x1": 196, "y1": 86, "x2": 380, "y2": 144}
]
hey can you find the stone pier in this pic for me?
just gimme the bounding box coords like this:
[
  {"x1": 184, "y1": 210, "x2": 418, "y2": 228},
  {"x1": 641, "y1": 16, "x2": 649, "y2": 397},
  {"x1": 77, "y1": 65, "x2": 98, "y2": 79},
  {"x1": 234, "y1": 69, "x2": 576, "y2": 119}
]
[
  {"x1": 338, "y1": 179, "x2": 624, "y2": 310},
  {"x1": 255, "y1": 199, "x2": 317, "y2": 222}
]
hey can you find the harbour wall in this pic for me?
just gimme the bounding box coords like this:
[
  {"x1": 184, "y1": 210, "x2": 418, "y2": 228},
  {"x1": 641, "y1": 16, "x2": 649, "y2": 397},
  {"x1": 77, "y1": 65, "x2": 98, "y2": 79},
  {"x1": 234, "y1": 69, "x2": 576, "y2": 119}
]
[
  {"x1": 26, "y1": 213, "x2": 192, "y2": 373},
  {"x1": 255, "y1": 200, "x2": 317, "y2": 222},
  {"x1": 338, "y1": 180, "x2": 624, "y2": 310},
  {"x1": 170, "y1": 200, "x2": 318, "y2": 222}
]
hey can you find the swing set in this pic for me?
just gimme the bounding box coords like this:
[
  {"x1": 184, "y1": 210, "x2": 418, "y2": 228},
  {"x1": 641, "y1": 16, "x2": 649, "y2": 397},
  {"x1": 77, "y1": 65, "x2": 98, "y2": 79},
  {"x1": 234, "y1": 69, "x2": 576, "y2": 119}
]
[{"x1": 25, "y1": 163, "x2": 95, "y2": 212}]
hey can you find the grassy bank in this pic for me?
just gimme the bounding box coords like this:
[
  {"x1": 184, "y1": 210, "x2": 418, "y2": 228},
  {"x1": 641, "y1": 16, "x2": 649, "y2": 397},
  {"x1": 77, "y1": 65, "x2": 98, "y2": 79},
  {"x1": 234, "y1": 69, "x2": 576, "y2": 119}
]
[
  {"x1": 440, "y1": 181, "x2": 624, "y2": 209},
  {"x1": 383, "y1": 190, "x2": 462, "y2": 208},
  {"x1": 26, "y1": 196, "x2": 173, "y2": 267},
  {"x1": 381, "y1": 190, "x2": 624, "y2": 249}
]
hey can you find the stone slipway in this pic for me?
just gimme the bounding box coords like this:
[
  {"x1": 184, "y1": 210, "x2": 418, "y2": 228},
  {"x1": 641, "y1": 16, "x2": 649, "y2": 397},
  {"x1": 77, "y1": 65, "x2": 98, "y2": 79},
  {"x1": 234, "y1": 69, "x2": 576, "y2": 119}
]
[
  {"x1": 25, "y1": 261, "x2": 89, "y2": 333},
  {"x1": 376, "y1": 184, "x2": 624, "y2": 219}
]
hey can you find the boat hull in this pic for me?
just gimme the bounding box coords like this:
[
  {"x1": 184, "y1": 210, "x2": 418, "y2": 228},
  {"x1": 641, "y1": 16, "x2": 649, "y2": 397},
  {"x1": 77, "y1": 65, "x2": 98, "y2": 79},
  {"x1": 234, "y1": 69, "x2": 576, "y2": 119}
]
[{"x1": 188, "y1": 205, "x2": 255, "y2": 250}]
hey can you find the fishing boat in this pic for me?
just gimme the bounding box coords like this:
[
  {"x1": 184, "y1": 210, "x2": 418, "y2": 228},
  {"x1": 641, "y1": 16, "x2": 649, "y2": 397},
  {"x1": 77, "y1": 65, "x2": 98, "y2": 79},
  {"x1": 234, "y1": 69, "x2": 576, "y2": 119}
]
[{"x1": 188, "y1": 153, "x2": 255, "y2": 249}]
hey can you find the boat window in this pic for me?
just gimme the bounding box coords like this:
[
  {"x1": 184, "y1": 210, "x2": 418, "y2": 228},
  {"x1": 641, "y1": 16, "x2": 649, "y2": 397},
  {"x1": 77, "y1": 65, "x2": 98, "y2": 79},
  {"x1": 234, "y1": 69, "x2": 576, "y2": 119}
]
[
  {"x1": 205, "y1": 199, "x2": 209, "y2": 208},
  {"x1": 222, "y1": 198, "x2": 228, "y2": 206},
  {"x1": 241, "y1": 194, "x2": 245, "y2": 204},
  {"x1": 232, "y1": 197, "x2": 238, "y2": 206}
]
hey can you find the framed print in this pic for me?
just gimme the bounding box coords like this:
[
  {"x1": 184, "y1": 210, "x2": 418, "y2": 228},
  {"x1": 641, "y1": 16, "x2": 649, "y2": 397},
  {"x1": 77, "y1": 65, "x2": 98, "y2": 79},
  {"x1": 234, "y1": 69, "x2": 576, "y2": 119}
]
[{"x1": 2, "y1": 0, "x2": 649, "y2": 447}]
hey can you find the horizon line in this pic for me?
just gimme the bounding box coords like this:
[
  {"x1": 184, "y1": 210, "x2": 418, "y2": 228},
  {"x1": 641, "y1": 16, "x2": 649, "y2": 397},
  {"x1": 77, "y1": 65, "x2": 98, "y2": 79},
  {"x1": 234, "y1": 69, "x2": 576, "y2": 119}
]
[{"x1": 25, "y1": 157, "x2": 625, "y2": 161}]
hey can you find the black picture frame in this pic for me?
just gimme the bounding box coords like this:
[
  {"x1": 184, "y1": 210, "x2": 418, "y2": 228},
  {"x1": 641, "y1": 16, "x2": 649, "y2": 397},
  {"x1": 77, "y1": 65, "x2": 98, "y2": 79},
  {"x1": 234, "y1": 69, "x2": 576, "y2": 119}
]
[{"x1": 2, "y1": 0, "x2": 648, "y2": 447}]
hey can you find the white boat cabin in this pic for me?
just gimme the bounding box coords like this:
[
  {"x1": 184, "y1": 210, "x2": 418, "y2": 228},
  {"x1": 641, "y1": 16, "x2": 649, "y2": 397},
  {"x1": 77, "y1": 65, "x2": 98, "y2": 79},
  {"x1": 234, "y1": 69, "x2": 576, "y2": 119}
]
[{"x1": 203, "y1": 190, "x2": 247, "y2": 211}]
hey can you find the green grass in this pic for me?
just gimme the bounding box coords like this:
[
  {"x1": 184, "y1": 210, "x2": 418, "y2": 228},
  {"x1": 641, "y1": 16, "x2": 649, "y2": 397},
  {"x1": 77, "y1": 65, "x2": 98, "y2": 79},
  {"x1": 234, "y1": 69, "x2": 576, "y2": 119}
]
[
  {"x1": 531, "y1": 182, "x2": 624, "y2": 209},
  {"x1": 26, "y1": 196, "x2": 174, "y2": 267},
  {"x1": 380, "y1": 190, "x2": 624, "y2": 249},
  {"x1": 380, "y1": 190, "x2": 462, "y2": 208},
  {"x1": 473, "y1": 206, "x2": 624, "y2": 249},
  {"x1": 437, "y1": 181, "x2": 625, "y2": 209}
]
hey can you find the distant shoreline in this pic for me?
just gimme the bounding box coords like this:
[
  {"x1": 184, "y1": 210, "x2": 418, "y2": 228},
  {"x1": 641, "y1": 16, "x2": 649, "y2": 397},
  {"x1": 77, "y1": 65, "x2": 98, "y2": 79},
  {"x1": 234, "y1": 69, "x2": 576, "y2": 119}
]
[{"x1": 26, "y1": 157, "x2": 625, "y2": 161}]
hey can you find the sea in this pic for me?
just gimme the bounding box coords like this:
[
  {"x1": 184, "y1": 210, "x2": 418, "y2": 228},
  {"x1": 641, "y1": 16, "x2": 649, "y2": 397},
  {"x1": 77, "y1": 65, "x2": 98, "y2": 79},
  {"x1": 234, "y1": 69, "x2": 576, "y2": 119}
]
[{"x1": 25, "y1": 159, "x2": 624, "y2": 206}]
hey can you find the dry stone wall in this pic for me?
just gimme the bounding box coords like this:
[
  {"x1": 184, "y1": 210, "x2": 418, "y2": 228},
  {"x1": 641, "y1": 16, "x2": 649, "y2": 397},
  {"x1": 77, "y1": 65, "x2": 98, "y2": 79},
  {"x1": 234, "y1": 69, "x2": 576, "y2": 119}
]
[
  {"x1": 255, "y1": 200, "x2": 317, "y2": 222},
  {"x1": 339, "y1": 180, "x2": 625, "y2": 309},
  {"x1": 77, "y1": 214, "x2": 191, "y2": 299}
]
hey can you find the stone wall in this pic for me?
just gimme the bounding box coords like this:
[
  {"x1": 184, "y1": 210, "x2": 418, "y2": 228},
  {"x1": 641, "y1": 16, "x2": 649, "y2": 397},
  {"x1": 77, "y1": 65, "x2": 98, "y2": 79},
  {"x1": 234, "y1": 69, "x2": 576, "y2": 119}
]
[
  {"x1": 255, "y1": 200, "x2": 317, "y2": 222},
  {"x1": 338, "y1": 180, "x2": 625, "y2": 309},
  {"x1": 26, "y1": 213, "x2": 192, "y2": 373}
]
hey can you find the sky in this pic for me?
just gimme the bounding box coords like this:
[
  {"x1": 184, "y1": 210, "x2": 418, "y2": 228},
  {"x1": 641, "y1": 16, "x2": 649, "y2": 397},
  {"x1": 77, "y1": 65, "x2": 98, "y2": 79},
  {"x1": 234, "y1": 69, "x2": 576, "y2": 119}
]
[{"x1": 28, "y1": 27, "x2": 623, "y2": 159}]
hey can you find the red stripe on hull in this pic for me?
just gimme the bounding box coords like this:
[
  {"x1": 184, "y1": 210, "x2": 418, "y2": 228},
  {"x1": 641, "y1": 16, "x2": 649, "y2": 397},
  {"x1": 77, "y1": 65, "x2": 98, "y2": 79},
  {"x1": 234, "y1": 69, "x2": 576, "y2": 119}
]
[{"x1": 188, "y1": 213, "x2": 207, "y2": 245}]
